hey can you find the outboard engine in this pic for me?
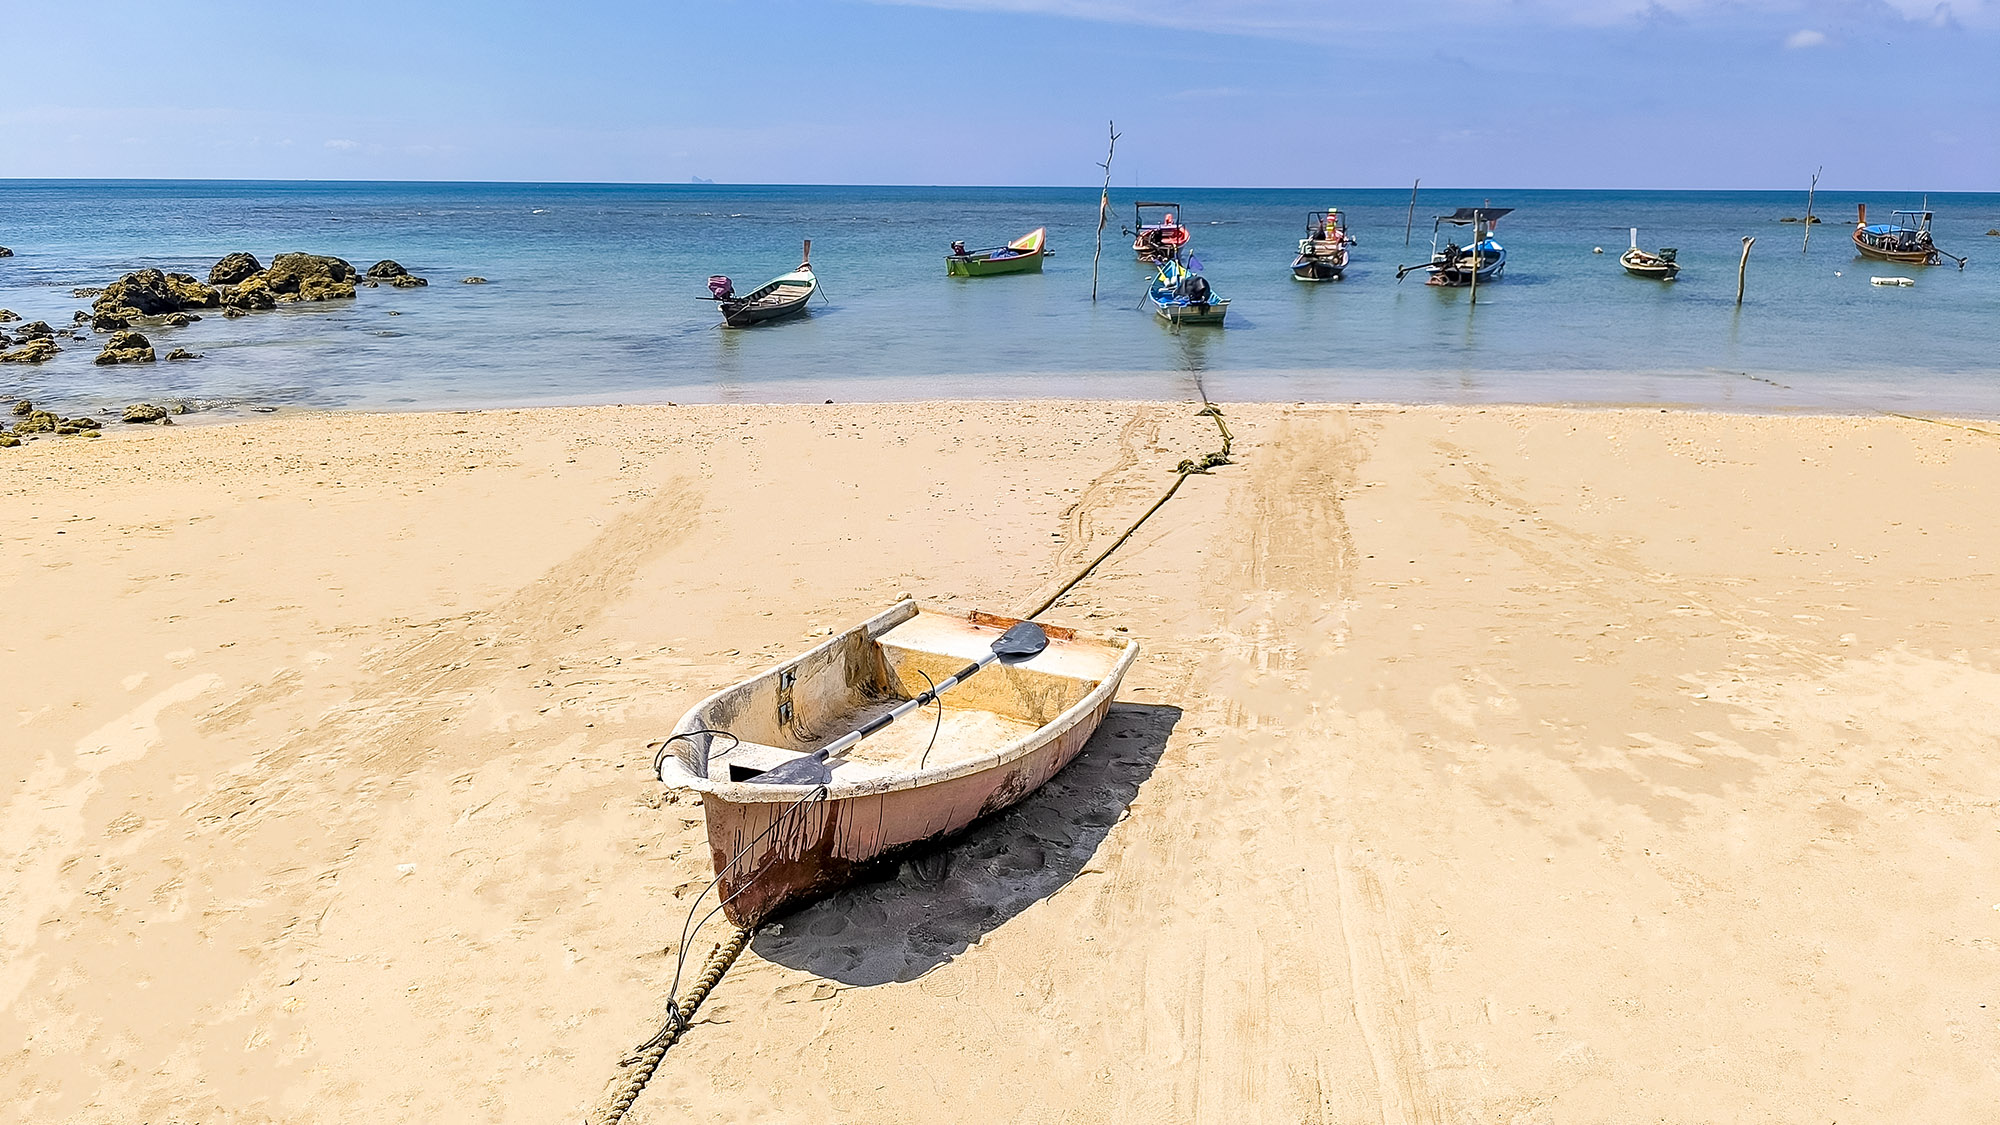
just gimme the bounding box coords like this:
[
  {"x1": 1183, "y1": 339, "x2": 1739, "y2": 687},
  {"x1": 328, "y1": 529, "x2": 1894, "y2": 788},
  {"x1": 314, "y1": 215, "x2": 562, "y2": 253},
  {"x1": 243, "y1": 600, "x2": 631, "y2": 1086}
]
[
  {"x1": 707, "y1": 275, "x2": 735, "y2": 300},
  {"x1": 1182, "y1": 273, "x2": 1211, "y2": 305}
]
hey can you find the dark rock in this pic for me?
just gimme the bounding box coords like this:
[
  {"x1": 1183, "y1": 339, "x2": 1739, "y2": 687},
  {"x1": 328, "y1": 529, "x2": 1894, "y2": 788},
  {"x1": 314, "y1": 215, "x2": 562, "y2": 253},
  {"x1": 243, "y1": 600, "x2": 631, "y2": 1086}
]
[
  {"x1": 165, "y1": 347, "x2": 202, "y2": 361},
  {"x1": 0, "y1": 339, "x2": 59, "y2": 364},
  {"x1": 223, "y1": 305, "x2": 249, "y2": 318},
  {"x1": 162, "y1": 312, "x2": 199, "y2": 327},
  {"x1": 207, "y1": 252, "x2": 264, "y2": 286},
  {"x1": 460, "y1": 276, "x2": 488, "y2": 284},
  {"x1": 15, "y1": 410, "x2": 58, "y2": 434},
  {"x1": 96, "y1": 331, "x2": 155, "y2": 365},
  {"x1": 10, "y1": 400, "x2": 29, "y2": 416},
  {"x1": 390, "y1": 274, "x2": 428, "y2": 288},
  {"x1": 16, "y1": 321, "x2": 53, "y2": 339},
  {"x1": 122, "y1": 402, "x2": 169, "y2": 423},
  {"x1": 366, "y1": 259, "x2": 410, "y2": 279},
  {"x1": 67, "y1": 416, "x2": 101, "y2": 429},
  {"x1": 0, "y1": 247, "x2": 12, "y2": 257},
  {"x1": 262, "y1": 253, "x2": 358, "y2": 302},
  {"x1": 0, "y1": 309, "x2": 19, "y2": 322},
  {"x1": 1987, "y1": 229, "x2": 2000, "y2": 237},
  {"x1": 92, "y1": 311, "x2": 131, "y2": 331},
  {"x1": 93, "y1": 269, "x2": 221, "y2": 317},
  {"x1": 0, "y1": 434, "x2": 19, "y2": 449},
  {"x1": 72, "y1": 287, "x2": 104, "y2": 298},
  {"x1": 71, "y1": 310, "x2": 90, "y2": 325}
]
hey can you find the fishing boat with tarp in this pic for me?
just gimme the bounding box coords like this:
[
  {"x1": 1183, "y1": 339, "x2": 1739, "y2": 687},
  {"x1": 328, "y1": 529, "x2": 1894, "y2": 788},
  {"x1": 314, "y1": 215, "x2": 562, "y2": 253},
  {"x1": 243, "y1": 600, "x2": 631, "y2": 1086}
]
[
  {"x1": 1852, "y1": 204, "x2": 1965, "y2": 268},
  {"x1": 704, "y1": 240, "x2": 818, "y2": 327},
  {"x1": 1619, "y1": 228, "x2": 1679, "y2": 280},
  {"x1": 1128, "y1": 202, "x2": 1191, "y2": 262},
  {"x1": 655, "y1": 600, "x2": 1138, "y2": 926},
  {"x1": 1291, "y1": 208, "x2": 1353, "y2": 282},
  {"x1": 945, "y1": 228, "x2": 1047, "y2": 277},
  {"x1": 1399, "y1": 206, "x2": 1512, "y2": 287},
  {"x1": 1149, "y1": 255, "x2": 1228, "y2": 326}
]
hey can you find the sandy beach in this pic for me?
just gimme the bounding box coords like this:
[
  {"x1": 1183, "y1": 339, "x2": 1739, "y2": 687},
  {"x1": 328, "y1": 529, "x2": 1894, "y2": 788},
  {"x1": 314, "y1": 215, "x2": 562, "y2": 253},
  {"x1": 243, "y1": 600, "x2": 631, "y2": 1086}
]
[{"x1": 4, "y1": 399, "x2": 1998, "y2": 1123}]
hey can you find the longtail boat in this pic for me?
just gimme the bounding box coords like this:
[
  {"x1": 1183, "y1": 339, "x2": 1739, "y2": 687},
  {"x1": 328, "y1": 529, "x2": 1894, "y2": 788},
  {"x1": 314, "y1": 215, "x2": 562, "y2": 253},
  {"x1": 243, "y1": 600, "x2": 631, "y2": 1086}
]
[
  {"x1": 1291, "y1": 208, "x2": 1353, "y2": 281},
  {"x1": 945, "y1": 228, "x2": 1047, "y2": 277},
  {"x1": 1399, "y1": 206, "x2": 1511, "y2": 287},
  {"x1": 1149, "y1": 255, "x2": 1228, "y2": 326},
  {"x1": 1128, "y1": 202, "x2": 1190, "y2": 262},
  {"x1": 1619, "y1": 227, "x2": 1679, "y2": 280},
  {"x1": 656, "y1": 600, "x2": 1138, "y2": 926},
  {"x1": 705, "y1": 240, "x2": 817, "y2": 327},
  {"x1": 1852, "y1": 203, "x2": 1965, "y2": 268}
]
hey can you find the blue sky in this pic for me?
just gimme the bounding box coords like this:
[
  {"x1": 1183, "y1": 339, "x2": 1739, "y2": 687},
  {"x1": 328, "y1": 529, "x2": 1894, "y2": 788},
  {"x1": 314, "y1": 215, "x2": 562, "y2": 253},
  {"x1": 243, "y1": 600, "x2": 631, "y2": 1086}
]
[{"x1": 3, "y1": 0, "x2": 1993, "y2": 189}]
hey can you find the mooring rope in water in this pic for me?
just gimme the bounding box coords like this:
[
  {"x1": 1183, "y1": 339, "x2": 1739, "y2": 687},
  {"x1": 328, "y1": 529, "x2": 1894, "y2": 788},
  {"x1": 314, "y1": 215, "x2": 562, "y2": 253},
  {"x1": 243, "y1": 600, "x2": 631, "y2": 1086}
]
[{"x1": 595, "y1": 926, "x2": 750, "y2": 1125}]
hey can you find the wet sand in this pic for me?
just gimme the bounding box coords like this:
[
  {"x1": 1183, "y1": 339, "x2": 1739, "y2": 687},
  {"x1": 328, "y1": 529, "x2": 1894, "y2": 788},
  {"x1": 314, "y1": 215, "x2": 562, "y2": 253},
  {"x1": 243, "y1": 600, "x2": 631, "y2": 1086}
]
[{"x1": 4, "y1": 401, "x2": 1998, "y2": 1122}]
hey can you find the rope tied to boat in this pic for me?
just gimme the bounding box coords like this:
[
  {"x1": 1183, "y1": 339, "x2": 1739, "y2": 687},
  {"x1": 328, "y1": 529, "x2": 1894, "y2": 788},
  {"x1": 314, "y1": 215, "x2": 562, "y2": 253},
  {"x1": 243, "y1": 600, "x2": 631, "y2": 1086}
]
[{"x1": 596, "y1": 926, "x2": 749, "y2": 1125}]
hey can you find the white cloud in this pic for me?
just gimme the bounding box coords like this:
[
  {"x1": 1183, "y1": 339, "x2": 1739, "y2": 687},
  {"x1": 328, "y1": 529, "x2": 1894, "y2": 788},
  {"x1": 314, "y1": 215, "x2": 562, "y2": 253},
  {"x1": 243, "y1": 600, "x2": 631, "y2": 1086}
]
[
  {"x1": 324, "y1": 138, "x2": 360, "y2": 150},
  {"x1": 1785, "y1": 28, "x2": 1829, "y2": 46}
]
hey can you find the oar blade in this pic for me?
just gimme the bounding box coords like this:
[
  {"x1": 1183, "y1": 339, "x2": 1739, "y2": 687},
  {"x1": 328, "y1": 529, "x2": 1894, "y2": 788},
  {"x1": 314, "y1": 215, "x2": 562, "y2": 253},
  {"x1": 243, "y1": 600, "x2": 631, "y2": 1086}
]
[
  {"x1": 746, "y1": 748, "x2": 833, "y2": 786},
  {"x1": 992, "y1": 621, "x2": 1049, "y2": 663}
]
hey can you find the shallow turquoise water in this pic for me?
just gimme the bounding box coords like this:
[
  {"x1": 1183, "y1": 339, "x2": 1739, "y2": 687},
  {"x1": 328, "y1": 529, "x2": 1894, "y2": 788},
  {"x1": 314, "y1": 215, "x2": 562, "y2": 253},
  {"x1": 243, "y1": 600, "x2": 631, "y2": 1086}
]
[{"x1": 1, "y1": 181, "x2": 1995, "y2": 415}]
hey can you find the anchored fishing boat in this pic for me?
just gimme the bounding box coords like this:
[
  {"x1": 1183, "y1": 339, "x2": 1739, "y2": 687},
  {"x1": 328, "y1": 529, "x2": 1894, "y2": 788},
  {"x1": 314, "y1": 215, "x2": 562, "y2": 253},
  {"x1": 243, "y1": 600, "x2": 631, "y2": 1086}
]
[
  {"x1": 1852, "y1": 204, "x2": 1965, "y2": 268},
  {"x1": 1149, "y1": 256, "x2": 1228, "y2": 326},
  {"x1": 1399, "y1": 206, "x2": 1511, "y2": 287},
  {"x1": 1291, "y1": 208, "x2": 1353, "y2": 282},
  {"x1": 1128, "y1": 202, "x2": 1191, "y2": 262},
  {"x1": 946, "y1": 227, "x2": 1047, "y2": 277},
  {"x1": 1619, "y1": 228, "x2": 1679, "y2": 280},
  {"x1": 656, "y1": 600, "x2": 1138, "y2": 926},
  {"x1": 704, "y1": 240, "x2": 818, "y2": 327}
]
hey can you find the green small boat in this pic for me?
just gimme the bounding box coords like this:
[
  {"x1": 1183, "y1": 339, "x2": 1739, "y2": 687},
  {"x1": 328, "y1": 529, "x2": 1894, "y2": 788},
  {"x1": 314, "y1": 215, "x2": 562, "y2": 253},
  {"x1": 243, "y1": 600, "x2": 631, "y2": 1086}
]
[{"x1": 945, "y1": 228, "x2": 1046, "y2": 277}]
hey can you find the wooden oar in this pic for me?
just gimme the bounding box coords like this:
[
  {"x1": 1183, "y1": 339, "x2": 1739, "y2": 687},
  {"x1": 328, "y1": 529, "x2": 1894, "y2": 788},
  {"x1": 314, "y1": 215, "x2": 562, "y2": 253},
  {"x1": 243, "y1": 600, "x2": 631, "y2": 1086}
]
[{"x1": 745, "y1": 621, "x2": 1050, "y2": 786}]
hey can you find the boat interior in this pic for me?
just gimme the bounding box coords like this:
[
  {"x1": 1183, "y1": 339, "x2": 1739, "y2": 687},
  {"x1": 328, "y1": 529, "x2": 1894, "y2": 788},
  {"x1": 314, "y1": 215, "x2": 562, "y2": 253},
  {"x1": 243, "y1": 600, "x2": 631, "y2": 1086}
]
[{"x1": 671, "y1": 605, "x2": 1123, "y2": 787}]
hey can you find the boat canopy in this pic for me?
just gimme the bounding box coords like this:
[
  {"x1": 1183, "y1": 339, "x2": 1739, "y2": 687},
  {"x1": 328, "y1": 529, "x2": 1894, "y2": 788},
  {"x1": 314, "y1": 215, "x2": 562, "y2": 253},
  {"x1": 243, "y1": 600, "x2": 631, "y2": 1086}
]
[
  {"x1": 1437, "y1": 207, "x2": 1513, "y2": 225},
  {"x1": 1007, "y1": 227, "x2": 1045, "y2": 253}
]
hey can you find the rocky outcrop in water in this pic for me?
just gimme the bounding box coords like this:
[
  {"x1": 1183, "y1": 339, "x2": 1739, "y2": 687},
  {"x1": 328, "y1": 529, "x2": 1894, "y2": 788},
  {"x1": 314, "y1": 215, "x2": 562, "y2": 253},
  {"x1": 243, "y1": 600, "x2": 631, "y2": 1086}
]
[
  {"x1": 461, "y1": 276, "x2": 488, "y2": 284},
  {"x1": 0, "y1": 247, "x2": 12, "y2": 257},
  {"x1": 208, "y1": 252, "x2": 263, "y2": 285},
  {"x1": 92, "y1": 269, "x2": 222, "y2": 324},
  {"x1": 366, "y1": 259, "x2": 428, "y2": 288},
  {"x1": 0, "y1": 310, "x2": 18, "y2": 322},
  {"x1": 0, "y1": 339, "x2": 58, "y2": 364},
  {"x1": 165, "y1": 347, "x2": 201, "y2": 361},
  {"x1": 16, "y1": 320, "x2": 53, "y2": 340},
  {"x1": 122, "y1": 402, "x2": 168, "y2": 423},
  {"x1": 263, "y1": 253, "x2": 358, "y2": 301},
  {"x1": 95, "y1": 330, "x2": 155, "y2": 365}
]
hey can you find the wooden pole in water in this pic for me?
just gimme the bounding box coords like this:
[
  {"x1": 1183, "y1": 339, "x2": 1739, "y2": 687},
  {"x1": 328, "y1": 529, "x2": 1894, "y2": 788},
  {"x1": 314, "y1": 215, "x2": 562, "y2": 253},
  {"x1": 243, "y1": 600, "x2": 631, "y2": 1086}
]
[
  {"x1": 1404, "y1": 178, "x2": 1420, "y2": 246},
  {"x1": 1802, "y1": 166, "x2": 1821, "y2": 252},
  {"x1": 1469, "y1": 211, "x2": 1479, "y2": 308},
  {"x1": 1091, "y1": 121, "x2": 1120, "y2": 303},
  {"x1": 1737, "y1": 235, "x2": 1755, "y2": 305}
]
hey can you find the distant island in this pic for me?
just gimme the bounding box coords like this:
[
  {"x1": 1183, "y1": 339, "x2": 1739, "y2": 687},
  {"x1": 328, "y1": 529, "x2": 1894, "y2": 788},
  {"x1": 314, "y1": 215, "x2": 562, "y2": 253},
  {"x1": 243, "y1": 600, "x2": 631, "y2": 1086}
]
[{"x1": 690, "y1": 175, "x2": 715, "y2": 184}]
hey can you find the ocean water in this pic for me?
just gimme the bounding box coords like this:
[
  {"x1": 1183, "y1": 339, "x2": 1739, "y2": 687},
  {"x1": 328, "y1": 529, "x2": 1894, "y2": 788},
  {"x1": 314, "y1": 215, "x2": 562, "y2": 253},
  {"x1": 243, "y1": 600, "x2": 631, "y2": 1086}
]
[{"x1": 1, "y1": 180, "x2": 1996, "y2": 416}]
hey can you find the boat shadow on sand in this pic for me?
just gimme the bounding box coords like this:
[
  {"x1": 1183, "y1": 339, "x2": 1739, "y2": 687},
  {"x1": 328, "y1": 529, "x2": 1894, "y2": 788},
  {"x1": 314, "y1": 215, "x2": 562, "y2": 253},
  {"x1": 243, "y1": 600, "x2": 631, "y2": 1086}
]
[{"x1": 749, "y1": 700, "x2": 1180, "y2": 987}]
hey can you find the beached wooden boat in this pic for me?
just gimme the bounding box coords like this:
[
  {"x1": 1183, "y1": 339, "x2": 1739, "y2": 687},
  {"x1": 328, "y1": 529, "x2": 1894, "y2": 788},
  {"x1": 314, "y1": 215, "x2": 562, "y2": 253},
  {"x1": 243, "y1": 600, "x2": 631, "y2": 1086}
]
[
  {"x1": 1400, "y1": 206, "x2": 1510, "y2": 287},
  {"x1": 705, "y1": 240, "x2": 817, "y2": 327},
  {"x1": 1149, "y1": 256, "x2": 1228, "y2": 326},
  {"x1": 1129, "y1": 202, "x2": 1190, "y2": 262},
  {"x1": 1619, "y1": 227, "x2": 1679, "y2": 280},
  {"x1": 656, "y1": 600, "x2": 1138, "y2": 926},
  {"x1": 1852, "y1": 203, "x2": 1963, "y2": 267},
  {"x1": 1291, "y1": 208, "x2": 1352, "y2": 282},
  {"x1": 946, "y1": 228, "x2": 1046, "y2": 277}
]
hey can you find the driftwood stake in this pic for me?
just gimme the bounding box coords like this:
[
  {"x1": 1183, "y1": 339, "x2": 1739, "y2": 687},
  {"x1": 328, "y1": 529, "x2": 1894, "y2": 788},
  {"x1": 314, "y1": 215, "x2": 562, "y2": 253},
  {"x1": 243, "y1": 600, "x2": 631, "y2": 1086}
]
[
  {"x1": 1802, "y1": 166, "x2": 1821, "y2": 252},
  {"x1": 1737, "y1": 235, "x2": 1755, "y2": 305},
  {"x1": 1091, "y1": 121, "x2": 1120, "y2": 303}
]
